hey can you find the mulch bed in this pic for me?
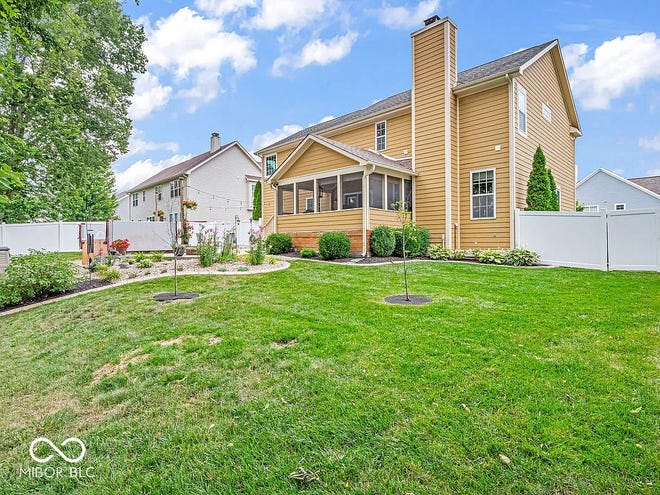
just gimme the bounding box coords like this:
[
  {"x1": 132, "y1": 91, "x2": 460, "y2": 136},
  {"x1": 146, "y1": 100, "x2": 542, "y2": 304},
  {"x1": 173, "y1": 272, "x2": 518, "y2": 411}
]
[{"x1": 0, "y1": 279, "x2": 110, "y2": 314}]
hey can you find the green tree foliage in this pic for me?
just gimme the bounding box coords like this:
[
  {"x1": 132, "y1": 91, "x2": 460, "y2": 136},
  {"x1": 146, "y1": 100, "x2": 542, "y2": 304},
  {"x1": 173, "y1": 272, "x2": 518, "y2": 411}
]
[
  {"x1": 547, "y1": 168, "x2": 560, "y2": 211},
  {"x1": 0, "y1": 0, "x2": 146, "y2": 221},
  {"x1": 252, "y1": 181, "x2": 262, "y2": 220},
  {"x1": 525, "y1": 146, "x2": 553, "y2": 211}
]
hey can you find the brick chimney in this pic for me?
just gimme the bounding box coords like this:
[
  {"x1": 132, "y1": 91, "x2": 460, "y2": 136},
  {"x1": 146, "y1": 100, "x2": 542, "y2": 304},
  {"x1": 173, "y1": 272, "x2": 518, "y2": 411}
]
[
  {"x1": 210, "y1": 132, "x2": 221, "y2": 153},
  {"x1": 411, "y1": 15, "x2": 458, "y2": 247}
]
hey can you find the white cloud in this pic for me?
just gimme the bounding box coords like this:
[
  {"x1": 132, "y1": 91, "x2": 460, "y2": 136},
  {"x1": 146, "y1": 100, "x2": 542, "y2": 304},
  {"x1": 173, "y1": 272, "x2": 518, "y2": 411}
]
[
  {"x1": 272, "y1": 31, "x2": 358, "y2": 75},
  {"x1": 251, "y1": 124, "x2": 303, "y2": 151},
  {"x1": 247, "y1": 0, "x2": 335, "y2": 30},
  {"x1": 611, "y1": 168, "x2": 625, "y2": 176},
  {"x1": 374, "y1": 0, "x2": 440, "y2": 30},
  {"x1": 194, "y1": 0, "x2": 256, "y2": 17},
  {"x1": 315, "y1": 115, "x2": 335, "y2": 124},
  {"x1": 114, "y1": 154, "x2": 192, "y2": 192},
  {"x1": 129, "y1": 72, "x2": 172, "y2": 120},
  {"x1": 639, "y1": 133, "x2": 660, "y2": 151},
  {"x1": 564, "y1": 33, "x2": 660, "y2": 110},
  {"x1": 124, "y1": 129, "x2": 179, "y2": 158},
  {"x1": 141, "y1": 7, "x2": 256, "y2": 111},
  {"x1": 647, "y1": 167, "x2": 660, "y2": 176}
]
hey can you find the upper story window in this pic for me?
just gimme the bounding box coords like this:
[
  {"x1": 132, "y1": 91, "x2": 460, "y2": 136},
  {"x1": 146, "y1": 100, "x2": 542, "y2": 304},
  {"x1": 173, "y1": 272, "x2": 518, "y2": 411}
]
[
  {"x1": 471, "y1": 169, "x2": 495, "y2": 219},
  {"x1": 132, "y1": 192, "x2": 138, "y2": 207},
  {"x1": 375, "y1": 121, "x2": 387, "y2": 151},
  {"x1": 542, "y1": 103, "x2": 552, "y2": 122},
  {"x1": 248, "y1": 182, "x2": 256, "y2": 209},
  {"x1": 517, "y1": 86, "x2": 527, "y2": 135},
  {"x1": 142, "y1": 190, "x2": 146, "y2": 202},
  {"x1": 265, "y1": 154, "x2": 277, "y2": 176},
  {"x1": 170, "y1": 180, "x2": 180, "y2": 198},
  {"x1": 155, "y1": 185, "x2": 162, "y2": 201}
]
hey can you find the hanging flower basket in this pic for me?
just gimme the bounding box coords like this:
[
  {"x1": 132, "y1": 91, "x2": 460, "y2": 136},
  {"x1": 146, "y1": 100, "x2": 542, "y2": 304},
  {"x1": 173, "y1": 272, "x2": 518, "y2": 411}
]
[
  {"x1": 153, "y1": 209, "x2": 165, "y2": 217},
  {"x1": 182, "y1": 200, "x2": 198, "y2": 210}
]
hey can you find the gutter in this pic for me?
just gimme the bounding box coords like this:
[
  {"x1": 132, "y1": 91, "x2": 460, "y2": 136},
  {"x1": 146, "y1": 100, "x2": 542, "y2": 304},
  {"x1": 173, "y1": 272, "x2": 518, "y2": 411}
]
[{"x1": 453, "y1": 69, "x2": 521, "y2": 96}]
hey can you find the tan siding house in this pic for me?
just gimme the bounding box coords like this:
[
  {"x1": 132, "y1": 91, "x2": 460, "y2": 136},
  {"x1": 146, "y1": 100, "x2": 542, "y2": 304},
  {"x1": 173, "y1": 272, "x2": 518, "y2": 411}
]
[{"x1": 258, "y1": 16, "x2": 581, "y2": 254}]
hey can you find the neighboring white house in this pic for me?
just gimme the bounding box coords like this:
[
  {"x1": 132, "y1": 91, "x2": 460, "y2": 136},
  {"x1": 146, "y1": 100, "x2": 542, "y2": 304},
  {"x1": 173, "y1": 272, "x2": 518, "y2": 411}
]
[
  {"x1": 115, "y1": 192, "x2": 130, "y2": 220},
  {"x1": 576, "y1": 168, "x2": 660, "y2": 212},
  {"x1": 124, "y1": 133, "x2": 261, "y2": 225}
]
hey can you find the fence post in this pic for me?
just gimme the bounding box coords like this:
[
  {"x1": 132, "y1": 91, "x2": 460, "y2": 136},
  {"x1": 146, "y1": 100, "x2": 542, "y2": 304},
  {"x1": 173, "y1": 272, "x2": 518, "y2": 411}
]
[
  {"x1": 514, "y1": 209, "x2": 520, "y2": 248},
  {"x1": 57, "y1": 221, "x2": 63, "y2": 252}
]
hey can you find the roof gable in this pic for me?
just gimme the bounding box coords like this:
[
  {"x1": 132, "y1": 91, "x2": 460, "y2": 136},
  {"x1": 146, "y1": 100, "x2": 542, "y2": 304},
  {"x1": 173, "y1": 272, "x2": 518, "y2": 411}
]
[{"x1": 577, "y1": 168, "x2": 660, "y2": 200}]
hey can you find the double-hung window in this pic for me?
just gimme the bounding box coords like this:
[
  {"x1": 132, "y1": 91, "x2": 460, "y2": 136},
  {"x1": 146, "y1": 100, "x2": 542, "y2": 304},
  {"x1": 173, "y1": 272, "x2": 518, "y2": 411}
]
[
  {"x1": 265, "y1": 154, "x2": 277, "y2": 176},
  {"x1": 155, "y1": 186, "x2": 162, "y2": 201},
  {"x1": 471, "y1": 169, "x2": 495, "y2": 219},
  {"x1": 170, "y1": 180, "x2": 180, "y2": 198},
  {"x1": 517, "y1": 86, "x2": 527, "y2": 135},
  {"x1": 132, "y1": 192, "x2": 138, "y2": 207},
  {"x1": 375, "y1": 121, "x2": 386, "y2": 152}
]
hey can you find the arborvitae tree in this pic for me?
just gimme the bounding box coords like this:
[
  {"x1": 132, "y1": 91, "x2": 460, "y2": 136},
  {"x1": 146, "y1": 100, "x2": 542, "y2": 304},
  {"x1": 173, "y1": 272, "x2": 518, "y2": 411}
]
[
  {"x1": 252, "y1": 181, "x2": 262, "y2": 220},
  {"x1": 526, "y1": 146, "x2": 552, "y2": 211},
  {"x1": 547, "y1": 168, "x2": 560, "y2": 211}
]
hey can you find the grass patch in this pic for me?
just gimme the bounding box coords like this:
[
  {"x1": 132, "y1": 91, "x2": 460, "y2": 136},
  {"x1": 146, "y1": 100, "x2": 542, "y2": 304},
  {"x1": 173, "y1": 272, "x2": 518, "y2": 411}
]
[{"x1": 0, "y1": 262, "x2": 658, "y2": 494}]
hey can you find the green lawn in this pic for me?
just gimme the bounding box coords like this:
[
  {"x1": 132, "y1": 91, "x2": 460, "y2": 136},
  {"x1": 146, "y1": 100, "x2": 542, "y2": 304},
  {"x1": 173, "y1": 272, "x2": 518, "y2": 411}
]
[{"x1": 0, "y1": 261, "x2": 658, "y2": 494}]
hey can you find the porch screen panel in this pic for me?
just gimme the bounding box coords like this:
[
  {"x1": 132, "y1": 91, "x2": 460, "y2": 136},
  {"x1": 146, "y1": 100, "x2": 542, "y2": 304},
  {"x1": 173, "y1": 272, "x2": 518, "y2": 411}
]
[
  {"x1": 404, "y1": 179, "x2": 412, "y2": 211},
  {"x1": 387, "y1": 176, "x2": 402, "y2": 210},
  {"x1": 317, "y1": 176, "x2": 338, "y2": 212},
  {"x1": 341, "y1": 173, "x2": 363, "y2": 209},
  {"x1": 297, "y1": 180, "x2": 314, "y2": 213},
  {"x1": 277, "y1": 184, "x2": 294, "y2": 215},
  {"x1": 369, "y1": 173, "x2": 384, "y2": 208}
]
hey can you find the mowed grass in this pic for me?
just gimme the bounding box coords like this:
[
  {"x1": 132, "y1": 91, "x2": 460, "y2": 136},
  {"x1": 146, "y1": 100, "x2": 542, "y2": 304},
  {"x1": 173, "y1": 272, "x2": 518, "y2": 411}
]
[{"x1": 0, "y1": 261, "x2": 657, "y2": 494}]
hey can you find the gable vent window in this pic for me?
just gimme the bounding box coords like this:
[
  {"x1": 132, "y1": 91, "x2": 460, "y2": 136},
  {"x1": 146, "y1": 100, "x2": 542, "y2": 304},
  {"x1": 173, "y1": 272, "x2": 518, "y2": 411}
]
[
  {"x1": 542, "y1": 103, "x2": 552, "y2": 122},
  {"x1": 375, "y1": 121, "x2": 387, "y2": 152},
  {"x1": 265, "y1": 154, "x2": 277, "y2": 176},
  {"x1": 615, "y1": 203, "x2": 626, "y2": 211},
  {"x1": 517, "y1": 86, "x2": 527, "y2": 135}
]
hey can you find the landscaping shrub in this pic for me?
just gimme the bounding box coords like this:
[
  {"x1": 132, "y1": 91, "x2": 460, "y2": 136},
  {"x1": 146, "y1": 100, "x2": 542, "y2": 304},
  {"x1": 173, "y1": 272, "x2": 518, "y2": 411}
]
[
  {"x1": 393, "y1": 222, "x2": 430, "y2": 257},
  {"x1": 428, "y1": 245, "x2": 451, "y2": 260},
  {"x1": 452, "y1": 249, "x2": 467, "y2": 260},
  {"x1": 0, "y1": 251, "x2": 77, "y2": 308},
  {"x1": 478, "y1": 249, "x2": 504, "y2": 264},
  {"x1": 318, "y1": 232, "x2": 351, "y2": 260},
  {"x1": 370, "y1": 226, "x2": 396, "y2": 257},
  {"x1": 150, "y1": 252, "x2": 164, "y2": 262},
  {"x1": 300, "y1": 248, "x2": 317, "y2": 258},
  {"x1": 133, "y1": 252, "x2": 147, "y2": 262},
  {"x1": 137, "y1": 259, "x2": 153, "y2": 269},
  {"x1": 503, "y1": 248, "x2": 539, "y2": 266},
  {"x1": 96, "y1": 265, "x2": 121, "y2": 282},
  {"x1": 265, "y1": 233, "x2": 293, "y2": 254},
  {"x1": 197, "y1": 228, "x2": 220, "y2": 268}
]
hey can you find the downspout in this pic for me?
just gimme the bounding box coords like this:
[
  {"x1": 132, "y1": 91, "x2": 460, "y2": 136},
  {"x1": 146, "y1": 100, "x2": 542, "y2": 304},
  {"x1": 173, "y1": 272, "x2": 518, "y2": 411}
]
[
  {"x1": 506, "y1": 74, "x2": 517, "y2": 248},
  {"x1": 363, "y1": 163, "x2": 376, "y2": 256}
]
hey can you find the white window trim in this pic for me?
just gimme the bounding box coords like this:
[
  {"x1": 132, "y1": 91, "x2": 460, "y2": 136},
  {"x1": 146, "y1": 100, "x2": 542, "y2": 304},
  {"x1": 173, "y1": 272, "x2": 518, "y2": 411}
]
[
  {"x1": 132, "y1": 192, "x2": 138, "y2": 207},
  {"x1": 265, "y1": 153, "x2": 277, "y2": 177},
  {"x1": 375, "y1": 120, "x2": 387, "y2": 152},
  {"x1": 584, "y1": 205, "x2": 600, "y2": 212},
  {"x1": 614, "y1": 203, "x2": 626, "y2": 210},
  {"x1": 470, "y1": 168, "x2": 497, "y2": 220},
  {"x1": 517, "y1": 85, "x2": 527, "y2": 137},
  {"x1": 305, "y1": 197, "x2": 314, "y2": 212}
]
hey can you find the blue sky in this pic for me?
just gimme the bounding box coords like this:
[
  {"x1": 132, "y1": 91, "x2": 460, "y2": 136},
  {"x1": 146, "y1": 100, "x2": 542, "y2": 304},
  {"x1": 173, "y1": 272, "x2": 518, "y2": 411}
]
[{"x1": 113, "y1": 0, "x2": 660, "y2": 192}]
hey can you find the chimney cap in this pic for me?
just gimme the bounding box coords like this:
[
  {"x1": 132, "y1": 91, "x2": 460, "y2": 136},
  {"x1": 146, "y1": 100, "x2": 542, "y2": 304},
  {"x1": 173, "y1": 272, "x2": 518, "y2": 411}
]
[
  {"x1": 424, "y1": 15, "x2": 440, "y2": 26},
  {"x1": 211, "y1": 131, "x2": 220, "y2": 137}
]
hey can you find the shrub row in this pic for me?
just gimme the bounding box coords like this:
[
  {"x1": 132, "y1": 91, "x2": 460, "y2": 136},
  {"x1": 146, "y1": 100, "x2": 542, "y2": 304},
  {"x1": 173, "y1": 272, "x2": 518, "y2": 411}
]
[
  {"x1": 370, "y1": 223, "x2": 430, "y2": 258},
  {"x1": 428, "y1": 246, "x2": 539, "y2": 266},
  {"x1": 0, "y1": 251, "x2": 78, "y2": 309}
]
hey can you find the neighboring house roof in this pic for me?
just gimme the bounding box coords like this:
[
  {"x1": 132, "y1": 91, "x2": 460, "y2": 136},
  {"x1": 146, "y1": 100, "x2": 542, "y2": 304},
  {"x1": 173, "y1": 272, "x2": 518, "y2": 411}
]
[
  {"x1": 270, "y1": 134, "x2": 416, "y2": 183},
  {"x1": 127, "y1": 141, "x2": 259, "y2": 193},
  {"x1": 456, "y1": 40, "x2": 555, "y2": 86},
  {"x1": 577, "y1": 168, "x2": 660, "y2": 200},
  {"x1": 628, "y1": 175, "x2": 660, "y2": 195},
  {"x1": 245, "y1": 174, "x2": 261, "y2": 181},
  {"x1": 259, "y1": 39, "x2": 569, "y2": 153}
]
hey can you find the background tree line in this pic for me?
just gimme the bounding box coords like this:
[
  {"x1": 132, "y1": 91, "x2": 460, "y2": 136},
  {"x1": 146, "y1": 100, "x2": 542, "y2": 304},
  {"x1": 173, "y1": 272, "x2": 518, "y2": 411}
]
[{"x1": 0, "y1": 0, "x2": 146, "y2": 222}]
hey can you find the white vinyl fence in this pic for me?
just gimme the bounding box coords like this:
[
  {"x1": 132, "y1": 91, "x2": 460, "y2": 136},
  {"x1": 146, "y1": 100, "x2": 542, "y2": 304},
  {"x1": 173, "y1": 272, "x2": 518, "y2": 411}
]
[
  {"x1": 0, "y1": 222, "x2": 106, "y2": 255},
  {"x1": 516, "y1": 208, "x2": 659, "y2": 271}
]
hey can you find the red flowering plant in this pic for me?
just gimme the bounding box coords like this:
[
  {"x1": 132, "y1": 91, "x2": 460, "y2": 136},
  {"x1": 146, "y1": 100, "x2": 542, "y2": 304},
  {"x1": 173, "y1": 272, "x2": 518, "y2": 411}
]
[{"x1": 109, "y1": 238, "x2": 130, "y2": 254}]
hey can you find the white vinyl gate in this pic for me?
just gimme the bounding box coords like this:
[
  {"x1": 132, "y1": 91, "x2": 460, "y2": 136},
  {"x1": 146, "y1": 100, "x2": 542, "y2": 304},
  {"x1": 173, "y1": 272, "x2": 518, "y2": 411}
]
[{"x1": 515, "y1": 208, "x2": 659, "y2": 271}]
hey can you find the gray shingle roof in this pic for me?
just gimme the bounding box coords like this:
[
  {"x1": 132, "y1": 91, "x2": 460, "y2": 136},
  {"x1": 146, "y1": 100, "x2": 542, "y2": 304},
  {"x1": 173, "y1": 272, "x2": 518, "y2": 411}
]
[
  {"x1": 628, "y1": 176, "x2": 660, "y2": 195},
  {"x1": 127, "y1": 143, "x2": 233, "y2": 193},
  {"x1": 456, "y1": 40, "x2": 555, "y2": 85},
  {"x1": 314, "y1": 135, "x2": 413, "y2": 173},
  {"x1": 259, "y1": 40, "x2": 556, "y2": 152}
]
